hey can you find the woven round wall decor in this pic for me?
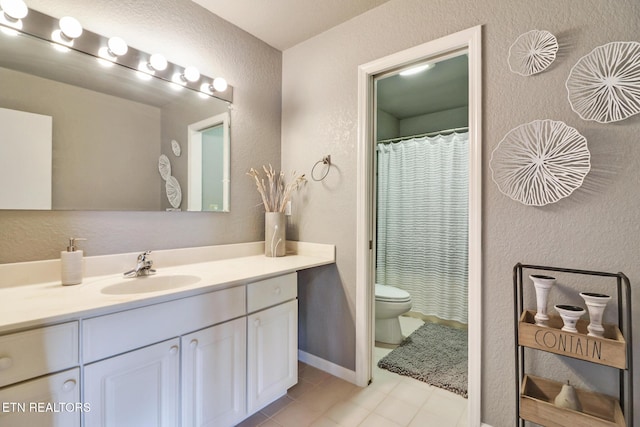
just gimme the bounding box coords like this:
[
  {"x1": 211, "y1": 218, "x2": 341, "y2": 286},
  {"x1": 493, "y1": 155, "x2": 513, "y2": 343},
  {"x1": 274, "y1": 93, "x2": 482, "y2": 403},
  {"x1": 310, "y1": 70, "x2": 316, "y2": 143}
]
[
  {"x1": 566, "y1": 41, "x2": 640, "y2": 123},
  {"x1": 490, "y1": 119, "x2": 591, "y2": 206},
  {"x1": 508, "y1": 30, "x2": 559, "y2": 76}
]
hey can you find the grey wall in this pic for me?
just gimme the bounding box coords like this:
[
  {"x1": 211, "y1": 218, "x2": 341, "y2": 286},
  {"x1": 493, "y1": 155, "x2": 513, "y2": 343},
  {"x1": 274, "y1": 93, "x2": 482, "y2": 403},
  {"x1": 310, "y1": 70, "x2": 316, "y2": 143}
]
[
  {"x1": 282, "y1": 1, "x2": 640, "y2": 426},
  {"x1": 0, "y1": 0, "x2": 282, "y2": 262}
]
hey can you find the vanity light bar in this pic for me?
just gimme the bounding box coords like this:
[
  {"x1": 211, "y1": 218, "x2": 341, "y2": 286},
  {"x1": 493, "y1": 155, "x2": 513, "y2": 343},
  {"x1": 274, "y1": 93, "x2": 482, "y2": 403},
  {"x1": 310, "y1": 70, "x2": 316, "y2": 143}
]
[{"x1": 0, "y1": 5, "x2": 233, "y2": 103}]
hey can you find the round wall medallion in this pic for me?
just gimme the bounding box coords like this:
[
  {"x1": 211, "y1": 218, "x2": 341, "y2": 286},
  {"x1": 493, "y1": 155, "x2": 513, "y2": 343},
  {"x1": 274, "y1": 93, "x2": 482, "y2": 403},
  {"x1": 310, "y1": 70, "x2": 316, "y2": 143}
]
[
  {"x1": 490, "y1": 119, "x2": 591, "y2": 206},
  {"x1": 171, "y1": 139, "x2": 181, "y2": 157},
  {"x1": 508, "y1": 30, "x2": 558, "y2": 76},
  {"x1": 158, "y1": 154, "x2": 171, "y2": 181},
  {"x1": 566, "y1": 41, "x2": 640, "y2": 123},
  {"x1": 165, "y1": 175, "x2": 182, "y2": 208}
]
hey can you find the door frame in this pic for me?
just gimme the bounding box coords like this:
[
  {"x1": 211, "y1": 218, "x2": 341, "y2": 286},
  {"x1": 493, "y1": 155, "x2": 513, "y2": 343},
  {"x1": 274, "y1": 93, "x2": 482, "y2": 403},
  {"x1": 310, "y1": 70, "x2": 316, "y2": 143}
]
[{"x1": 355, "y1": 25, "x2": 482, "y2": 425}]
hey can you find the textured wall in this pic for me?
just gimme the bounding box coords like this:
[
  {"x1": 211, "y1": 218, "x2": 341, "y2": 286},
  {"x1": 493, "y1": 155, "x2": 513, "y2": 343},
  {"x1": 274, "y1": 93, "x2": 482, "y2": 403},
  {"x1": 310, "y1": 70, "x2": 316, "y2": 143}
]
[
  {"x1": 0, "y1": 0, "x2": 281, "y2": 262},
  {"x1": 282, "y1": 1, "x2": 640, "y2": 426}
]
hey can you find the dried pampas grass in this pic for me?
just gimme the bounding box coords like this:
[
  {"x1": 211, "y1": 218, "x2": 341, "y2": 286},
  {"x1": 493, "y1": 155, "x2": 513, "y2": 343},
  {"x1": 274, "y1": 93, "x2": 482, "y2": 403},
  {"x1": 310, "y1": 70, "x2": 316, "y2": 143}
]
[{"x1": 247, "y1": 165, "x2": 306, "y2": 212}]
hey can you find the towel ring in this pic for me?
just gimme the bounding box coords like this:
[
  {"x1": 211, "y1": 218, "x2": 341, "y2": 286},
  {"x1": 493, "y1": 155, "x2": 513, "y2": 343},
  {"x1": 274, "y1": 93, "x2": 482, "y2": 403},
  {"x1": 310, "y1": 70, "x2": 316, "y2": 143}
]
[{"x1": 311, "y1": 155, "x2": 331, "y2": 181}]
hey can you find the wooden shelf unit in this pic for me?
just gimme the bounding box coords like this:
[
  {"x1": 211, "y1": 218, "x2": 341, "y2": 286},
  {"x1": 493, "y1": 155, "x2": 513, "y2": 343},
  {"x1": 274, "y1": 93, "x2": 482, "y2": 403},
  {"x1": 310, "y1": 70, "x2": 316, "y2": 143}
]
[{"x1": 513, "y1": 264, "x2": 633, "y2": 427}]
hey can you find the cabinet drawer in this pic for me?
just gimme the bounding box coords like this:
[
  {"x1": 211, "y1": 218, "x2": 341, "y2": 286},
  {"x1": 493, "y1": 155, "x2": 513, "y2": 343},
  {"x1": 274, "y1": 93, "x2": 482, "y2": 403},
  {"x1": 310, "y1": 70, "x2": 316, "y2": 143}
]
[
  {"x1": 247, "y1": 273, "x2": 297, "y2": 313},
  {"x1": 0, "y1": 322, "x2": 79, "y2": 387},
  {"x1": 83, "y1": 285, "x2": 245, "y2": 363},
  {"x1": 0, "y1": 368, "x2": 81, "y2": 427}
]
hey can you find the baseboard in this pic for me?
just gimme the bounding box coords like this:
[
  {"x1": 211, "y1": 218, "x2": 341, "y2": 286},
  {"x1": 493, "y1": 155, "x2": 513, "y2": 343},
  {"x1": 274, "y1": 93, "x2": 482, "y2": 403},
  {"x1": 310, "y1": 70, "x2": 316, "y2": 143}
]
[
  {"x1": 298, "y1": 350, "x2": 357, "y2": 384},
  {"x1": 481, "y1": 423, "x2": 493, "y2": 427}
]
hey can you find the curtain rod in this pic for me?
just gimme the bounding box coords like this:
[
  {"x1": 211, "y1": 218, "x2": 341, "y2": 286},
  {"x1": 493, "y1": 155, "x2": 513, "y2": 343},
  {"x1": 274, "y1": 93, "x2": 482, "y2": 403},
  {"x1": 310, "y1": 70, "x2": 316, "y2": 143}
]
[{"x1": 377, "y1": 126, "x2": 469, "y2": 144}]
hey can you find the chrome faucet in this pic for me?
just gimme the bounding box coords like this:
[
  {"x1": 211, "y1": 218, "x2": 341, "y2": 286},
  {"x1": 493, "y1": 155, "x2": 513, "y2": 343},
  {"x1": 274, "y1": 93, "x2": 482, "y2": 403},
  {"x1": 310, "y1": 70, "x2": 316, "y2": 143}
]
[{"x1": 124, "y1": 251, "x2": 156, "y2": 277}]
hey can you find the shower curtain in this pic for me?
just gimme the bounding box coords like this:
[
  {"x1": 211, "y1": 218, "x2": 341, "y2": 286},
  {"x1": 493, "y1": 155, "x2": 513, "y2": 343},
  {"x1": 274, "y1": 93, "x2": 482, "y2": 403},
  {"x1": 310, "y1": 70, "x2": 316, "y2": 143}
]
[{"x1": 376, "y1": 132, "x2": 468, "y2": 324}]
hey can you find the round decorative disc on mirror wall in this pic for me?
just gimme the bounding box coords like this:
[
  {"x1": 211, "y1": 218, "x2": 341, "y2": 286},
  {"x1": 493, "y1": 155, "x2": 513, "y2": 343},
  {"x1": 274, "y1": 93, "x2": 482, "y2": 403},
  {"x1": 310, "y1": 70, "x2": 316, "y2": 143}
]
[
  {"x1": 158, "y1": 154, "x2": 171, "y2": 181},
  {"x1": 165, "y1": 175, "x2": 182, "y2": 208},
  {"x1": 171, "y1": 140, "x2": 181, "y2": 157},
  {"x1": 490, "y1": 119, "x2": 591, "y2": 206},
  {"x1": 508, "y1": 30, "x2": 558, "y2": 76},
  {"x1": 566, "y1": 41, "x2": 640, "y2": 123}
]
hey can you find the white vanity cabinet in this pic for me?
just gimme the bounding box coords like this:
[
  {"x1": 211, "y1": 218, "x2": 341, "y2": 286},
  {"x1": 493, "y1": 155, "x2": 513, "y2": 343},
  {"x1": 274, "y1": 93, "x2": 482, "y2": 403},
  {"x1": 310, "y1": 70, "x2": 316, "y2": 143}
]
[
  {"x1": 246, "y1": 274, "x2": 298, "y2": 413},
  {"x1": 0, "y1": 271, "x2": 301, "y2": 427},
  {"x1": 0, "y1": 322, "x2": 80, "y2": 427},
  {"x1": 181, "y1": 317, "x2": 247, "y2": 427},
  {"x1": 84, "y1": 338, "x2": 181, "y2": 427},
  {"x1": 0, "y1": 368, "x2": 81, "y2": 427}
]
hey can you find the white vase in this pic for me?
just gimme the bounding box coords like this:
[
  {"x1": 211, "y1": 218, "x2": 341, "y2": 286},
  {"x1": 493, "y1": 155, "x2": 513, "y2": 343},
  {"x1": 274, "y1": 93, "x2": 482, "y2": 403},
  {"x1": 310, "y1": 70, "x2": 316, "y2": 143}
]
[
  {"x1": 554, "y1": 304, "x2": 585, "y2": 333},
  {"x1": 530, "y1": 275, "x2": 555, "y2": 327},
  {"x1": 265, "y1": 212, "x2": 286, "y2": 257},
  {"x1": 580, "y1": 292, "x2": 611, "y2": 338}
]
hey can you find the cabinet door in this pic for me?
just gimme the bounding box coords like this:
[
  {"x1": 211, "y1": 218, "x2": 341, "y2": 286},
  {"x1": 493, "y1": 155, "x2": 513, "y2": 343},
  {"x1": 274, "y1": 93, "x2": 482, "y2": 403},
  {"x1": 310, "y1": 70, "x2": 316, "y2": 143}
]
[
  {"x1": 84, "y1": 338, "x2": 180, "y2": 427},
  {"x1": 0, "y1": 368, "x2": 80, "y2": 427},
  {"x1": 182, "y1": 317, "x2": 247, "y2": 427},
  {"x1": 247, "y1": 299, "x2": 298, "y2": 412}
]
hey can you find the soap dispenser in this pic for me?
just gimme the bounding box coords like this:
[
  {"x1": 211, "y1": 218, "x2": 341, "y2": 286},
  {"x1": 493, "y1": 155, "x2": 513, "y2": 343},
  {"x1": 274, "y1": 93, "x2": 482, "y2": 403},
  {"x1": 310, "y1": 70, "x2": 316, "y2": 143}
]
[{"x1": 61, "y1": 237, "x2": 86, "y2": 286}]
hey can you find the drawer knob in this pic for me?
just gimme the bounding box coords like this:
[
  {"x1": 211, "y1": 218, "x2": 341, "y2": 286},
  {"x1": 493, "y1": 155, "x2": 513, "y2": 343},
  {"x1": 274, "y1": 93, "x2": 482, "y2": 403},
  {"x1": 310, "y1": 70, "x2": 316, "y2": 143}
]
[
  {"x1": 274, "y1": 286, "x2": 281, "y2": 295},
  {"x1": 0, "y1": 357, "x2": 12, "y2": 370},
  {"x1": 169, "y1": 345, "x2": 179, "y2": 355},
  {"x1": 62, "y1": 379, "x2": 77, "y2": 392},
  {"x1": 190, "y1": 339, "x2": 198, "y2": 349},
  {"x1": 254, "y1": 319, "x2": 261, "y2": 327}
]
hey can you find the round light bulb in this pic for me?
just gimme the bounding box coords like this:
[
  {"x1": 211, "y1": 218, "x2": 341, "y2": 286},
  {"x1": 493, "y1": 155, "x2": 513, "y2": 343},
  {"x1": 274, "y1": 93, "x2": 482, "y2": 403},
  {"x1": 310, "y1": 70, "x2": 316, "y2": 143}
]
[
  {"x1": 107, "y1": 36, "x2": 128, "y2": 56},
  {"x1": 183, "y1": 66, "x2": 200, "y2": 82},
  {"x1": 59, "y1": 16, "x2": 82, "y2": 39},
  {"x1": 149, "y1": 53, "x2": 167, "y2": 71},
  {"x1": 0, "y1": 0, "x2": 28, "y2": 20},
  {"x1": 200, "y1": 82, "x2": 213, "y2": 95},
  {"x1": 212, "y1": 77, "x2": 228, "y2": 92}
]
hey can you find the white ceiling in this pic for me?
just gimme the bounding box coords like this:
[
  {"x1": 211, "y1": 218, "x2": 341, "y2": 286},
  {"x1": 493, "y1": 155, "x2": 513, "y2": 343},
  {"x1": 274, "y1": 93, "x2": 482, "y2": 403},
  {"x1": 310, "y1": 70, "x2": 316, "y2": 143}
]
[{"x1": 191, "y1": 0, "x2": 392, "y2": 51}]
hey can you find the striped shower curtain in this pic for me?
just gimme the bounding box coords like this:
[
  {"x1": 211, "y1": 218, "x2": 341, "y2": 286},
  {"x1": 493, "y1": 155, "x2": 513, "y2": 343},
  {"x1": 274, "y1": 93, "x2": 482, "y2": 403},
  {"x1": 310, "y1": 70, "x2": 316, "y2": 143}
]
[{"x1": 376, "y1": 132, "x2": 469, "y2": 324}]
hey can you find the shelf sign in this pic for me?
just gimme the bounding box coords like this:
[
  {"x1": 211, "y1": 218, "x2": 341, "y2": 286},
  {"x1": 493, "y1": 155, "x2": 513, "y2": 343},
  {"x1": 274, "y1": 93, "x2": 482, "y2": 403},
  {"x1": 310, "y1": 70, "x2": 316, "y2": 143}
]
[{"x1": 534, "y1": 329, "x2": 602, "y2": 360}]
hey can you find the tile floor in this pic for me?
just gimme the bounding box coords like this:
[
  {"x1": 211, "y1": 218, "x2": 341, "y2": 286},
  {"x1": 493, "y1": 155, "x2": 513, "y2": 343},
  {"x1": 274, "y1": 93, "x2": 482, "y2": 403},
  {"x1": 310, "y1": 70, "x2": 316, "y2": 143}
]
[{"x1": 236, "y1": 316, "x2": 468, "y2": 427}]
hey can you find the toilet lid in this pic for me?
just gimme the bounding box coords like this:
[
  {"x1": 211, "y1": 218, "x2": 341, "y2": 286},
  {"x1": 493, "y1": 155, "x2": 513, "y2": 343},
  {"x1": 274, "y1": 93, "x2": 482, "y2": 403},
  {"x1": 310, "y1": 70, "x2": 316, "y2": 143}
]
[{"x1": 375, "y1": 284, "x2": 411, "y2": 302}]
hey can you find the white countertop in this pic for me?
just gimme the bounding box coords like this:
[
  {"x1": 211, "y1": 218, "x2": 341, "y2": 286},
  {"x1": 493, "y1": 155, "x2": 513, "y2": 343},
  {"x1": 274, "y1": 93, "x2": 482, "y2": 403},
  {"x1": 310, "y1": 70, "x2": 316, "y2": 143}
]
[{"x1": 0, "y1": 241, "x2": 335, "y2": 334}]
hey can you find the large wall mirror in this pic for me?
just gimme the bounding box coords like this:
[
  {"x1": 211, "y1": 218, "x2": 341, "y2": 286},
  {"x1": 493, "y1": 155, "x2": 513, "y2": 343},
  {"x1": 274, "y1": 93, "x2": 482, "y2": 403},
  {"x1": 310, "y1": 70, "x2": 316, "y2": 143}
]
[{"x1": 0, "y1": 22, "x2": 231, "y2": 212}]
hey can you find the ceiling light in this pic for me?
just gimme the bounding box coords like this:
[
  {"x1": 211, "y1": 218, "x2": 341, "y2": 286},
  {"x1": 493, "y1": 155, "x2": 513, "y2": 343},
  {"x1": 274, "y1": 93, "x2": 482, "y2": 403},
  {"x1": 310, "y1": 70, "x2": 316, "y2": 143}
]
[
  {"x1": 183, "y1": 66, "x2": 200, "y2": 83},
  {"x1": 107, "y1": 36, "x2": 127, "y2": 56},
  {"x1": 98, "y1": 36, "x2": 128, "y2": 62},
  {"x1": 0, "y1": 0, "x2": 28, "y2": 20},
  {"x1": 59, "y1": 16, "x2": 82, "y2": 39},
  {"x1": 212, "y1": 77, "x2": 227, "y2": 92},
  {"x1": 52, "y1": 16, "x2": 82, "y2": 47},
  {"x1": 399, "y1": 63, "x2": 434, "y2": 76},
  {"x1": 200, "y1": 77, "x2": 228, "y2": 96},
  {"x1": 148, "y1": 53, "x2": 167, "y2": 71},
  {"x1": 0, "y1": 0, "x2": 27, "y2": 34},
  {"x1": 200, "y1": 82, "x2": 213, "y2": 95}
]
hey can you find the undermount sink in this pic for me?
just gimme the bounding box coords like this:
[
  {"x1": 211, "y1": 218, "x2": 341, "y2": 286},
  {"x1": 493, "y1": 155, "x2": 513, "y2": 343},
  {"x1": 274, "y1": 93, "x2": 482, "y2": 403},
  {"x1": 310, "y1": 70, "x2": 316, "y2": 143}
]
[{"x1": 100, "y1": 274, "x2": 201, "y2": 295}]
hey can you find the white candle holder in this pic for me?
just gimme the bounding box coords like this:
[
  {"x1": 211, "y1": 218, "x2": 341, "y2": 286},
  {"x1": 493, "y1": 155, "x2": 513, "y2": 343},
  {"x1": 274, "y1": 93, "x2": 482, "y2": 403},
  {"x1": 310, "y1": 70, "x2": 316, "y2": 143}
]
[
  {"x1": 554, "y1": 304, "x2": 585, "y2": 333},
  {"x1": 580, "y1": 292, "x2": 611, "y2": 338},
  {"x1": 530, "y1": 275, "x2": 556, "y2": 327}
]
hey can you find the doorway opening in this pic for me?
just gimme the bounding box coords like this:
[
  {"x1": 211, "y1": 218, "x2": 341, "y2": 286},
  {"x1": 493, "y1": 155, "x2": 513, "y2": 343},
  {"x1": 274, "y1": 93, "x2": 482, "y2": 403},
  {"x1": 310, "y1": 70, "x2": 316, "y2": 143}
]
[
  {"x1": 373, "y1": 52, "x2": 470, "y2": 405},
  {"x1": 356, "y1": 26, "x2": 482, "y2": 425}
]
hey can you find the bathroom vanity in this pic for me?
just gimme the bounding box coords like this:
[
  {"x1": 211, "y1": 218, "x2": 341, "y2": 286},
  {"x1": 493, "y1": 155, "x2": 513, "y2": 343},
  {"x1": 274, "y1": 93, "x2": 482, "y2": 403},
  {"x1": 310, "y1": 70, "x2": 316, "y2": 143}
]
[{"x1": 0, "y1": 241, "x2": 335, "y2": 427}]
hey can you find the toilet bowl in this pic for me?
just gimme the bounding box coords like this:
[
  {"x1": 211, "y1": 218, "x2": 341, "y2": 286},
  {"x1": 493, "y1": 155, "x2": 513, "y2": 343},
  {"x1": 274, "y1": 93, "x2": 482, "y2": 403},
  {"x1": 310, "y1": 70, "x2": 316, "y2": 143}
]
[{"x1": 375, "y1": 283, "x2": 412, "y2": 344}]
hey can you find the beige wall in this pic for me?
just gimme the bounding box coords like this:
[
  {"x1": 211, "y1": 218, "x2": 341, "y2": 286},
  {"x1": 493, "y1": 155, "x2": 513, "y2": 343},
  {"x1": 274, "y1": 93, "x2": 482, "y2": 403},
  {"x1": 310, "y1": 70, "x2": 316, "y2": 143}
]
[
  {"x1": 282, "y1": 1, "x2": 640, "y2": 426},
  {"x1": 0, "y1": 0, "x2": 282, "y2": 262}
]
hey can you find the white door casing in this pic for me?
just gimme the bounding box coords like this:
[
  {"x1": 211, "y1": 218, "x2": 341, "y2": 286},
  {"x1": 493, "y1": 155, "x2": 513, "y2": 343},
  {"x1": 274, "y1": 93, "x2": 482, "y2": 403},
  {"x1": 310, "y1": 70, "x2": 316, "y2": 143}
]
[{"x1": 356, "y1": 25, "x2": 482, "y2": 426}]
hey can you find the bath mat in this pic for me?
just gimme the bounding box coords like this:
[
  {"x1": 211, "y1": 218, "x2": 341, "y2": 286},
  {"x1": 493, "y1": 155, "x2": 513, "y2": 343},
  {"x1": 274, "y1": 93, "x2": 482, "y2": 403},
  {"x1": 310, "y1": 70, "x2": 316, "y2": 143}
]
[{"x1": 377, "y1": 322, "x2": 468, "y2": 397}]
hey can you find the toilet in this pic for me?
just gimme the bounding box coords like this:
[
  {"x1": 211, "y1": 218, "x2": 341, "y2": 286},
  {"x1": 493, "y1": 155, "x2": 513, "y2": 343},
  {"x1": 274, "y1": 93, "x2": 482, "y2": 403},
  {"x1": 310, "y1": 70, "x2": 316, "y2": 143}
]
[{"x1": 375, "y1": 283, "x2": 412, "y2": 344}]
